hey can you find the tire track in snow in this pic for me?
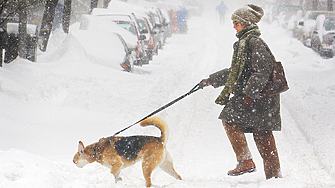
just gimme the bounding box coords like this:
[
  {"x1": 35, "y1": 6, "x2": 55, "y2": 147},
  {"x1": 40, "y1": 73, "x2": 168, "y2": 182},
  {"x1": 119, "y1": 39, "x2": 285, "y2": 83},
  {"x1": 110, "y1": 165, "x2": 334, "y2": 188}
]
[{"x1": 281, "y1": 94, "x2": 335, "y2": 183}]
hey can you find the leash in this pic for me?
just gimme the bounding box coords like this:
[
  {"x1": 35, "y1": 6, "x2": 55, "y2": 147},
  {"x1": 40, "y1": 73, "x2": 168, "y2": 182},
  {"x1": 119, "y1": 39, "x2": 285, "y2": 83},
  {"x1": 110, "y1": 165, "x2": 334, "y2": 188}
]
[{"x1": 113, "y1": 82, "x2": 202, "y2": 136}]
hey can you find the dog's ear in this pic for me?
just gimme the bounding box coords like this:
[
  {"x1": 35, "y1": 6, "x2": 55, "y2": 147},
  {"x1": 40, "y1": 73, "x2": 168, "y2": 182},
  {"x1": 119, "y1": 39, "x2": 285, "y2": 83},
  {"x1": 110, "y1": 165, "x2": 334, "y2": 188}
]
[{"x1": 78, "y1": 141, "x2": 85, "y2": 154}]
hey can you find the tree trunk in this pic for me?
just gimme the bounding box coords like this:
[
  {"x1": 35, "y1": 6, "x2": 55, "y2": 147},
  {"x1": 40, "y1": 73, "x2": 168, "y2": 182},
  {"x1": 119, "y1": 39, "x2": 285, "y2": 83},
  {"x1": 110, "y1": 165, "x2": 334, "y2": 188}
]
[
  {"x1": 38, "y1": 0, "x2": 58, "y2": 52},
  {"x1": 62, "y1": 0, "x2": 71, "y2": 33},
  {"x1": 18, "y1": 0, "x2": 27, "y2": 59}
]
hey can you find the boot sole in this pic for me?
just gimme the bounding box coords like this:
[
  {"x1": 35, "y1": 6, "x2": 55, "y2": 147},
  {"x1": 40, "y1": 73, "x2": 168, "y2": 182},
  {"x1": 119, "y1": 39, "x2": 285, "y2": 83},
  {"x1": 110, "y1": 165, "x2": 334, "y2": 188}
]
[{"x1": 228, "y1": 167, "x2": 256, "y2": 176}]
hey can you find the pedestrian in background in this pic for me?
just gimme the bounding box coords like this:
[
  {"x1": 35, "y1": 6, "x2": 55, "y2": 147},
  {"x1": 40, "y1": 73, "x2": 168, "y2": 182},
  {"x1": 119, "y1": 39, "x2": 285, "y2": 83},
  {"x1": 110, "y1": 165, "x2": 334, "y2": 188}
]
[
  {"x1": 200, "y1": 4, "x2": 282, "y2": 180},
  {"x1": 216, "y1": 1, "x2": 228, "y2": 24}
]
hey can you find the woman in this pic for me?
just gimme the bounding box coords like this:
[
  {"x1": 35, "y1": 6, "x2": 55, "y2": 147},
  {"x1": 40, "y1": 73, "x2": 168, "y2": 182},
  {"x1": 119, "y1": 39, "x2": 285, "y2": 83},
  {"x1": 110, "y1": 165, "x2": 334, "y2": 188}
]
[{"x1": 200, "y1": 4, "x2": 282, "y2": 179}]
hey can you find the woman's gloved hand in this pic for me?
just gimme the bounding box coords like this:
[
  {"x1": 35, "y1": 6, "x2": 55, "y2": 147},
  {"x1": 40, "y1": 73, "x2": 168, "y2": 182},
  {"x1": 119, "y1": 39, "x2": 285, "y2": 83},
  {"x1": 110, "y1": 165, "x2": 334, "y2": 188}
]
[
  {"x1": 243, "y1": 95, "x2": 252, "y2": 106},
  {"x1": 199, "y1": 78, "x2": 213, "y2": 89}
]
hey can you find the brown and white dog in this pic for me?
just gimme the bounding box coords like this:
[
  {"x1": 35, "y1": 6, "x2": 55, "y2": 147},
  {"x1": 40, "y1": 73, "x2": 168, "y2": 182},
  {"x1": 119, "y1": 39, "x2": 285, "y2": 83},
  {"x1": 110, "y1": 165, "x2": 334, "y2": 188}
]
[{"x1": 73, "y1": 116, "x2": 182, "y2": 187}]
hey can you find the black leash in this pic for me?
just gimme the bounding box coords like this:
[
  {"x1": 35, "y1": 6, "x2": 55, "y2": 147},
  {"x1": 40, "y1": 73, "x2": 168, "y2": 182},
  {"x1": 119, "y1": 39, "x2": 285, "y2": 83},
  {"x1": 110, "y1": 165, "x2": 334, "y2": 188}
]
[{"x1": 113, "y1": 82, "x2": 202, "y2": 136}]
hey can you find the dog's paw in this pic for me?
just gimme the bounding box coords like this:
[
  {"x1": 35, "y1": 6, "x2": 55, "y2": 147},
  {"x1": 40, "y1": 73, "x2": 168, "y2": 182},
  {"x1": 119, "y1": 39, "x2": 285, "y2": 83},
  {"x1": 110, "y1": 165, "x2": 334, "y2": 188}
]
[{"x1": 115, "y1": 177, "x2": 122, "y2": 182}]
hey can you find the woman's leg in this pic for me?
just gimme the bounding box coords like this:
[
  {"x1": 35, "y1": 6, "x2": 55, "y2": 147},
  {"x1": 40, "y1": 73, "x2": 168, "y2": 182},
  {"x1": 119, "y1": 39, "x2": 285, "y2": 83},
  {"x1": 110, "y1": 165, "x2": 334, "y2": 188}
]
[
  {"x1": 253, "y1": 130, "x2": 282, "y2": 179},
  {"x1": 223, "y1": 120, "x2": 255, "y2": 176}
]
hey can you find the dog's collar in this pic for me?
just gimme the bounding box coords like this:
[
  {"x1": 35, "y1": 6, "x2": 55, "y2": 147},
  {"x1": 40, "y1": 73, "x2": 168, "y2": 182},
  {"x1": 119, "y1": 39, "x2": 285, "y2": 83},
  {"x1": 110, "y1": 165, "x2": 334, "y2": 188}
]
[
  {"x1": 92, "y1": 138, "x2": 113, "y2": 162},
  {"x1": 93, "y1": 143, "x2": 103, "y2": 161}
]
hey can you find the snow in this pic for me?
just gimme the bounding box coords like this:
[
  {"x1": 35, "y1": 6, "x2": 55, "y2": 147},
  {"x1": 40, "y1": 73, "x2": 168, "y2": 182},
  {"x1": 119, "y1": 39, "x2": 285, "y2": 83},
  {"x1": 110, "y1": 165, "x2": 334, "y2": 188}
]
[{"x1": 1, "y1": 1, "x2": 335, "y2": 188}]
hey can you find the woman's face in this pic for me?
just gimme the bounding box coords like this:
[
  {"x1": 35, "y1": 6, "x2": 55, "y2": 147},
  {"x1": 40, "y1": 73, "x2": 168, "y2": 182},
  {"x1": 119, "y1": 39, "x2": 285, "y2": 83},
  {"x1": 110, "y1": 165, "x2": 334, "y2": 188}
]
[{"x1": 233, "y1": 21, "x2": 244, "y2": 33}]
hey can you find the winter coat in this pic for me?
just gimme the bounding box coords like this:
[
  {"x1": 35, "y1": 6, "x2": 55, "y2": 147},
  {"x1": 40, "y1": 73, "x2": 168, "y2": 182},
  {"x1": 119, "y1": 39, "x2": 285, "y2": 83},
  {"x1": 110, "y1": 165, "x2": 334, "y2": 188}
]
[{"x1": 209, "y1": 34, "x2": 281, "y2": 133}]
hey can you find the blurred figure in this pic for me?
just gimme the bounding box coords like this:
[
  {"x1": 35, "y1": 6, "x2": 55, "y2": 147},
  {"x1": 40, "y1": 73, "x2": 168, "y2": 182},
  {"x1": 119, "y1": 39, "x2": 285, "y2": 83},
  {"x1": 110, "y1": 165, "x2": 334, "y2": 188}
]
[
  {"x1": 216, "y1": 1, "x2": 228, "y2": 24},
  {"x1": 177, "y1": 6, "x2": 188, "y2": 34}
]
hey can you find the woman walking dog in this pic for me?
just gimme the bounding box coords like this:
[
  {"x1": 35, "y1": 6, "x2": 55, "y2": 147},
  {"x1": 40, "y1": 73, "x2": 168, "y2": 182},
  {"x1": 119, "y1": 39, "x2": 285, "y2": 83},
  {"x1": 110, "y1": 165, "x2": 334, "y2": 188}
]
[{"x1": 200, "y1": 4, "x2": 283, "y2": 180}]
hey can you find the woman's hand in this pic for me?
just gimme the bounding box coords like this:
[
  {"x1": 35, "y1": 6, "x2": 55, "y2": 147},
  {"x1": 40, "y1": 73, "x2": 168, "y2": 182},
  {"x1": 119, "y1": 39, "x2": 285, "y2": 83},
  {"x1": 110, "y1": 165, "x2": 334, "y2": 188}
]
[
  {"x1": 243, "y1": 95, "x2": 252, "y2": 106},
  {"x1": 199, "y1": 78, "x2": 213, "y2": 89}
]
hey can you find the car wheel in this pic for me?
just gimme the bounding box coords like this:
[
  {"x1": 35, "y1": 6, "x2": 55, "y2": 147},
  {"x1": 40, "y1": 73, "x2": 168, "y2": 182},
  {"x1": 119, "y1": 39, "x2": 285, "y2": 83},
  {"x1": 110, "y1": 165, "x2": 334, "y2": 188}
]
[
  {"x1": 321, "y1": 50, "x2": 333, "y2": 58},
  {"x1": 159, "y1": 41, "x2": 163, "y2": 50}
]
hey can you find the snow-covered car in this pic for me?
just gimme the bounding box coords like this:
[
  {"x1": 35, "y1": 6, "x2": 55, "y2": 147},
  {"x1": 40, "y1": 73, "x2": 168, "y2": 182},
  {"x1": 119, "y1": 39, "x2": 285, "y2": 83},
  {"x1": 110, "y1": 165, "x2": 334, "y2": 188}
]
[
  {"x1": 278, "y1": 11, "x2": 298, "y2": 29},
  {"x1": 71, "y1": 29, "x2": 135, "y2": 72},
  {"x1": 311, "y1": 14, "x2": 335, "y2": 58},
  {"x1": 296, "y1": 11, "x2": 334, "y2": 47},
  {"x1": 289, "y1": 10, "x2": 305, "y2": 38},
  {"x1": 79, "y1": 14, "x2": 138, "y2": 49},
  {"x1": 137, "y1": 16, "x2": 157, "y2": 60},
  {"x1": 92, "y1": 8, "x2": 149, "y2": 66},
  {"x1": 102, "y1": 1, "x2": 159, "y2": 62},
  {"x1": 270, "y1": 4, "x2": 302, "y2": 23}
]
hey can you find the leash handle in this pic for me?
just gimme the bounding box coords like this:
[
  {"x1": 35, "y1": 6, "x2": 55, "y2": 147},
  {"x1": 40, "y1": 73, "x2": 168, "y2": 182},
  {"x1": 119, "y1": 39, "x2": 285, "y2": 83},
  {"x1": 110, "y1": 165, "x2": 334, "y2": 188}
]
[{"x1": 113, "y1": 82, "x2": 201, "y2": 136}]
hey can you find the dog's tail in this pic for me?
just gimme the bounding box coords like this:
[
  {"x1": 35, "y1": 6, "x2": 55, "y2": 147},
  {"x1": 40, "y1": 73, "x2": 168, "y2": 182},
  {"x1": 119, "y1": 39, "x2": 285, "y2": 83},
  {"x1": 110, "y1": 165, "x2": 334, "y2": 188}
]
[{"x1": 140, "y1": 116, "x2": 169, "y2": 145}]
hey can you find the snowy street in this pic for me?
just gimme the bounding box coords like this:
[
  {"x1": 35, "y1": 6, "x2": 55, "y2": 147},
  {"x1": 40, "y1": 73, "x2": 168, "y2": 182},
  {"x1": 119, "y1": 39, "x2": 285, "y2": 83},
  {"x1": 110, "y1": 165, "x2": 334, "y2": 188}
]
[{"x1": 1, "y1": 2, "x2": 335, "y2": 187}]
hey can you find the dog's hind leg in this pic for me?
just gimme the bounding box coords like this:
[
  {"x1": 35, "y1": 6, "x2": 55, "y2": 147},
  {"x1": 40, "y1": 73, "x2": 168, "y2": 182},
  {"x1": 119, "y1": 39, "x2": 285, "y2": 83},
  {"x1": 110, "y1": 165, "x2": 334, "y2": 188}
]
[{"x1": 159, "y1": 151, "x2": 182, "y2": 180}]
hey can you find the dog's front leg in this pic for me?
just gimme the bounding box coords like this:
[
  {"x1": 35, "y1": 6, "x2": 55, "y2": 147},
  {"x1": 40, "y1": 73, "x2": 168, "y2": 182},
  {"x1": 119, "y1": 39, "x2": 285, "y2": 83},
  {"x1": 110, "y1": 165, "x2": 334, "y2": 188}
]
[
  {"x1": 113, "y1": 170, "x2": 122, "y2": 182},
  {"x1": 109, "y1": 162, "x2": 123, "y2": 183},
  {"x1": 103, "y1": 157, "x2": 123, "y2": 183}
]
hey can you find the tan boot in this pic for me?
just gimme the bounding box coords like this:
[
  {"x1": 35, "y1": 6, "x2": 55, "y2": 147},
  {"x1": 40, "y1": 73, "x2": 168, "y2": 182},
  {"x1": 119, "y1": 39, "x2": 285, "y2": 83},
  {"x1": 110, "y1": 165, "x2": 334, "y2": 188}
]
[{"x1": 228, "y1": 159, "x2": 256, "y2": 176}]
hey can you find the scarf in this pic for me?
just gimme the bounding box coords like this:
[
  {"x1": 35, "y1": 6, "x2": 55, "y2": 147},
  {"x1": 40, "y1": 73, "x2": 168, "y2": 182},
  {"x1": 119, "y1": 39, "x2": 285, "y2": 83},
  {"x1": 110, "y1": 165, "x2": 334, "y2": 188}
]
[{"x1": 215, "y1": 25, "x2": 261, "y2": 105}]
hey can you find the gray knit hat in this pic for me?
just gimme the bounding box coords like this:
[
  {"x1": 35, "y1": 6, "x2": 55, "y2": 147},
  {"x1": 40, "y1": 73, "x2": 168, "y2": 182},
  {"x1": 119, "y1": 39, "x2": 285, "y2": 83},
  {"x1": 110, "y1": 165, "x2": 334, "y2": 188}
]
[{"x1": 231, "y1": 4, "x2": 264, "y2": 26}]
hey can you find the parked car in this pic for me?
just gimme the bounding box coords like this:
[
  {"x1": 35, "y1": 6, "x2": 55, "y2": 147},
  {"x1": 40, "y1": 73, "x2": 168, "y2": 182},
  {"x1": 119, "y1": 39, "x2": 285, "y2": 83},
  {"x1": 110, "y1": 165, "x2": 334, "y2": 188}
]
[
  {"x1": 156, "y1": 8, "x2": 170, "y2": 42},
  {"x1": 103, "y1": 1, "x2": 160, "y2": 61},
  {"x1": 277, "y1": 6, "x2": 302, "y2": 29},
  {"x1": 136, "y1": 16, "x2": 157, "y2": 60},
  {"x1": 92, "y1": 8, "x2": 149, "y2": 66},
  {"x1": 270, "y1": 4, "x2": 302, "y2": 23},
  {"x1": 71, "y1": 30, "x2": 136, "y2": 72},
  {"x1": 79, "y1": 14, "x2": 138, "y2": 72},
  {"x1": 311, "y1": 14, "x2": 335, "y2": 58},
  {"x1": 146, "y1": 8, "x2": 165, "y2": 50},
  {"x1": 296, "y1": 11, "x2": 334, "y2": 47},
  {"x1": 289, "y1": 10, "x2": 304, "y2": 38}
]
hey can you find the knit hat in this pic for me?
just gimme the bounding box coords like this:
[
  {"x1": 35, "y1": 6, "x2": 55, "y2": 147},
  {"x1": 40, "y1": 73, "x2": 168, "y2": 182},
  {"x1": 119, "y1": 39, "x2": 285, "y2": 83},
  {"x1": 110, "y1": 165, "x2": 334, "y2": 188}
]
[{"x1": 231, "y1": 4, "x2": 264, "y2": 26}]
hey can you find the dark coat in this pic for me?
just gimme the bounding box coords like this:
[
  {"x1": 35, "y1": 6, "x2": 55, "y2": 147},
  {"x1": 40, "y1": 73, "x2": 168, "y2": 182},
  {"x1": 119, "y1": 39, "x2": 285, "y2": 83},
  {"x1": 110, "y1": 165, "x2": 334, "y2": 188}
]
[{"x1": 210, "y1": 36, "x2": 281, "y2": 133}]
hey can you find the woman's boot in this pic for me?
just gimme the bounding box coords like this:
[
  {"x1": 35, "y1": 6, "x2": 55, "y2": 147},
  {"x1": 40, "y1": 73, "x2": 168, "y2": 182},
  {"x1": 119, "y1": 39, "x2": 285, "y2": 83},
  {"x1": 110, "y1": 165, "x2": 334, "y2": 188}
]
[{"x1": 223, "y1": 121, "x2": 256, "y2": 176}]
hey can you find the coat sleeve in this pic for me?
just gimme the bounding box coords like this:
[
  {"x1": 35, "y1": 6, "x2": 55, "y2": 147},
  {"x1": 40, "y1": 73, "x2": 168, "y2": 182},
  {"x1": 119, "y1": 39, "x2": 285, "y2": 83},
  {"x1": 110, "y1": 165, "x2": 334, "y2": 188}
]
[
  {"x1": 243, "y1": 37, "x2": 274, "y2": 99},
  {"x1": 209, "y1": 68, "x2": 230, "y2": 88}
]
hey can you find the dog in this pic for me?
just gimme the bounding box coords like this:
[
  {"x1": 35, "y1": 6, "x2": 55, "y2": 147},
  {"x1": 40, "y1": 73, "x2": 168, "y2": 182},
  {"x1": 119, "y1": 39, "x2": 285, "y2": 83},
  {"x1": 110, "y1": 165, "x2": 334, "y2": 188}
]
[{"x1": 73, "y1": 116, "x2": 182, "y2": 187}]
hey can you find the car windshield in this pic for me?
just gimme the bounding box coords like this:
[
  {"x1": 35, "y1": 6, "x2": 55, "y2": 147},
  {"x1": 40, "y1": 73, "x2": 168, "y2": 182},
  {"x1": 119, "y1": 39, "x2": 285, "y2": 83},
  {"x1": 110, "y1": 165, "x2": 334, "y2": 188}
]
[
  {"x1": 116, "y1": 22, "x2": 137, "y2": 35},
  {"x1": 278, "y1": 5, "x2": 301, "y2": 13},
  {"x1": 137, "y1": 20, "x2": 148, "y2": 32},
  {"x1": 324, "y1": 18, "x2": 335, "y2": 31},
  {"x1": 309, "y1": 12, "x2": 322, "y2": 20}
]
